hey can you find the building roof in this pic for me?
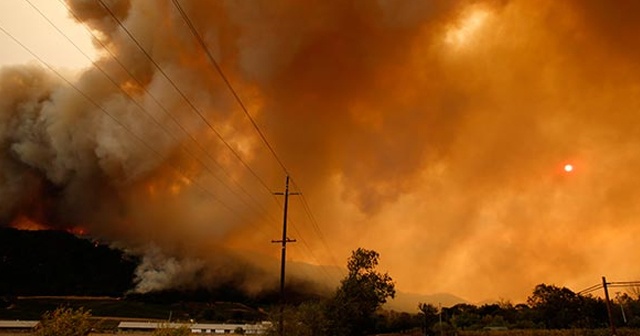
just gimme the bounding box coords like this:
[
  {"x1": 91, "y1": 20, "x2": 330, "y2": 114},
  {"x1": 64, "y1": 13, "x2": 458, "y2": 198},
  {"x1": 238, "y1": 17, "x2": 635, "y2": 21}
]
[
  {"x1": 0, "y1": 320, "x2": 40, "y2": 328},
  {"x1": 118, "y1": 321, "x2": 270, "y2": 331}
]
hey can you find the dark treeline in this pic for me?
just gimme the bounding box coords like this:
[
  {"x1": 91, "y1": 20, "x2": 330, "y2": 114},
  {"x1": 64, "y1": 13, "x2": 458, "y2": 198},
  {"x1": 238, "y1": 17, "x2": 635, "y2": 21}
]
[
  {"x1": 5, "y1": 229, "x2": 640, "y2": 335},
  {"x1": 0, "y1": 228, "x2": 137, "y2": 297},
  {"x1": 367, "y1": 283, "x2": 640, "y2": 335},
  {"x1": 0, "y1": 228, "x2": 320, "y2": 306}
]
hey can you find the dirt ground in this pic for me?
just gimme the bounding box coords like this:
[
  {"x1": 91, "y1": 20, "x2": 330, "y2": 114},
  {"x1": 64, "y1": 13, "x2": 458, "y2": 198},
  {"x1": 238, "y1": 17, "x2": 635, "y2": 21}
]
[{"x1": 0, "y1": 333, "x2": 153, "y2": 336}]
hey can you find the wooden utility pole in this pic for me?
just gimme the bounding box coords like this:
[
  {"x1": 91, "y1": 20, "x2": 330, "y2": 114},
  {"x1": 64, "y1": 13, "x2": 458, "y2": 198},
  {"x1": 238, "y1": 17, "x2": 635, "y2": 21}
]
[
  {"x1": 272, "y1": 175, "x2": 298, "y2": 336},
  {"x1": 439, "y1": 303, "x2": 443, "y2": 336},
  {"x1": 603, "y1": 276, "x2": 617, "y2": 336}
]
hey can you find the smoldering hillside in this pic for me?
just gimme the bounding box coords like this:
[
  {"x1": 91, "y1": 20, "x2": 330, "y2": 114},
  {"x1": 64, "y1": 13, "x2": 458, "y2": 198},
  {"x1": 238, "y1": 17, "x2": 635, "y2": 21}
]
[{"x1": 2, "y1": 0, "x2": 640, "y2": 302}]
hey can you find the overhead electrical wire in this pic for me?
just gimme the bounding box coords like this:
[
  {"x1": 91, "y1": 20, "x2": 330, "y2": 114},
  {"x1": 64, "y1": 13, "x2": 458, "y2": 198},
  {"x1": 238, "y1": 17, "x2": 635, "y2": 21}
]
[
  {"x1": 49, "y1": 0, "x2": 283, "y2": 236},
  {"x1": 96, "y1": 0, "x2": 277, "y2": 201},
  {"x1": 289, "y1": 220, "x2": 342, "y2": 285},
  {"x1": 577, "y1": 281, "x2": 640, "y2": 296},
  {"x1": 171, "y1": 0, "x2": 289, "y2": 177},
  {"x1": 167, "y1": 0, "x2": 289, "y2": 221},
  {"x1": 291, "y1": 178, "x2": 346, "y2": 277},
  {"x1": 271, "y1": 188, "x2": 340, "y2": 284},
  {"x1": 169, "y1": 0, "x2": 346, "y2": 275},
  {"x1": 6, "y1": 0, "x2": 344, "y2": 291},
  {"x1": 608, "y1": 281, "x2": 640, "y2": 289},
  {"x1": 0, "y1": 19, "x2": 275, "y2": 239},
  {"x1": 577, "y1": 283, "x2": 603, "y2": 295},
  {"x1": 28, "y1": 0, "x2": 344, "y2": 279},
  {"x1": 89, "y1": 0, "x2": 288, "y2": 241},
  {"x1": 29, "y1": 0, "x2": 282, "y2": 238},
  {"x1": 609, "y1": 281, "x2": 640, "y2": 286}
]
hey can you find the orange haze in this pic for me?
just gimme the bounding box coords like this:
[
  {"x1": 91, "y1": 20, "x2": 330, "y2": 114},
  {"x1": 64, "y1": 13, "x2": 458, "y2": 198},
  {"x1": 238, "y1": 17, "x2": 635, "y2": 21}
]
[{"x1": 1, "y1": 0, "x2": 640, "y2": 303}]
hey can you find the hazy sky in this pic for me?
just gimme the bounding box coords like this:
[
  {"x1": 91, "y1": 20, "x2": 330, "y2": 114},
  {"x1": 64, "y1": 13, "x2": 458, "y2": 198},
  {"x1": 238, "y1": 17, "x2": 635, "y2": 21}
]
[
  {"x1": 1, "y1": 0, "x2": 640, "y2": 305},
  {"x1": 0, "y1": 1, "x2": 95, "y2": 69}
]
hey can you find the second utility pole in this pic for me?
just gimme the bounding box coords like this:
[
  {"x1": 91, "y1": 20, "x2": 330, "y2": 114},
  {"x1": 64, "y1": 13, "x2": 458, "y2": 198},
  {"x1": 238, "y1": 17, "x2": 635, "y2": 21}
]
[
  {"x1": 272, "y1": 175, "x2": 298, "y2": 336},
  {"x1": 603, "y1": 276, "x2": 617, "y2": 336}
]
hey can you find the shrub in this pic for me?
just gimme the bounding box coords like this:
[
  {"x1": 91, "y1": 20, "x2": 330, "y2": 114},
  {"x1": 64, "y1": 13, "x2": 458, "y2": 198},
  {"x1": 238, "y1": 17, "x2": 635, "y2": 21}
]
[
  {"x1": 152, "y1": 323, "x2": 192, "y2": 336},
  {"x1": 35, "y1": 307, "x2": 92, "y2": 336}
]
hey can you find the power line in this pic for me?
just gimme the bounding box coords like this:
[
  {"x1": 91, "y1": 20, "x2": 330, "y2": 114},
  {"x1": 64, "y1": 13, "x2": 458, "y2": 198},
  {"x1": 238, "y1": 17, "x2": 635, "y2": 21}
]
[
  {"x1": 0, "y1": 21, "x2": 273, "y2": 238},
  {"x1": 269, "y1": 182, "x2": 340, "y2": 285},
  {"x1": 34, "y1": 0, "x2": 281, "y2": 237},
  {"x1": 25, "y1": 0, "x2": 185, "y2": 151},
  {"x1": 56, "y1": 0, "x2": 282, "y2": 235},
  {"x1": 273, "y1": 186, "x2": 342, "y2": 284},
  {"x1": 98, "y1": 0, "x2": 344, "y2": 285},
  {"x1": 170, "y1": 0, "x2": 346, "y2": 277},
  {"x1": 289, "y1": 221, "x2": 342, "y2": 285},
  {"x1": 96, "y1": 0, "x2": 277, "y2": 198},
  {"x1": 0, "y1": 25, "x2": 160, "y2": 162},
  {"x1": 10, "y1": 1, "x2": 345, "y2": 294},
  {"x1": 577, "y1": 283, "x2": 603, "y2": 295},
  {"x1": 610, "y1": 281, "x2": 640, "y2": 286},
  {"x1": 171, "y1": 0, "x2": 289, "y2": 177},
  {"x1": 59, "y1": 0, "x2": 337, "y2": 270},
  {"x1": 577, "y1": 280, "x2": 640, "y2": 295},
  {"x1": 93, "y1": 0, "x2": 341, "y2": 285},
  {"x1": 271, "y1": 176, "x2": 298, "y2": 336},
  {"x1": 291, "y1": 178, "x2": 346, "y2": 278}
]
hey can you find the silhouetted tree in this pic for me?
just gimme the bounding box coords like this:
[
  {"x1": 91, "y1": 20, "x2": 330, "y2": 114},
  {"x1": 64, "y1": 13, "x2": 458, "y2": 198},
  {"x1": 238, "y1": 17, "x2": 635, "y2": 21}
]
[
  {"x1": 512, "y1": 303, "x2": 538, "y2": 329},
  {"x1": 374, "y1": 310, "x2": 417, "y2": 334},
  {"x1": 327, "y1": 248, "x2": 395, "y2": 336},
  {"x1": 527, "y1": 284, "x2": 581, "y2": 328},
  {"x1": 418, "y1": 303, "x2": 439, "y2": 335},
  {"x1": 576, "y1": 294, "x2": 608, "y2": 328}
]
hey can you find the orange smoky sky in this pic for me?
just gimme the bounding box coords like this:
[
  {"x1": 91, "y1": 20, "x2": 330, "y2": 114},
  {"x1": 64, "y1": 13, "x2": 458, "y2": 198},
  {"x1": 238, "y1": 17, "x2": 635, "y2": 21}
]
[{"x1": 1, "y1": 0, "x2": 640, "y2": 303}]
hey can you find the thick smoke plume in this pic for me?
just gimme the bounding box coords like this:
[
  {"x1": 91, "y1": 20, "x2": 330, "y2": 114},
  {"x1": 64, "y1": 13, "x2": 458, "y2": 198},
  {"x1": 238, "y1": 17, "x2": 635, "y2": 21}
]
[{"x1": 2, "y1": 0, "x2": 640, "y2": 302}]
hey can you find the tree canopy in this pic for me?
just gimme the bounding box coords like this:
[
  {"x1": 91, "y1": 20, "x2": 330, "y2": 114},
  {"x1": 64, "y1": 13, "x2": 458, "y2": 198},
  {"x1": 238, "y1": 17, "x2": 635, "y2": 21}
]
[{"x1": 328, "y1": 248, "x2": 395, "y2": 336}]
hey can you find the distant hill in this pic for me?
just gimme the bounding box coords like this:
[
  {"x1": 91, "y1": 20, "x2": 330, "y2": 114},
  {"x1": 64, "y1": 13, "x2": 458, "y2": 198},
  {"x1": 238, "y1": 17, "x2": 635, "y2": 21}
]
[
  {"x1": 0, "y1": 229, "x2": 328, "y2": 305},
  {"x1": 385, "y1": 291, "x2": 469, "y2": 312},
  {"x1": 0, "y1": 296, "x2": 267, "y2": 322},
  {"x1": 0, "y1": 228, "x2": 137, "y2": 297},
  {"x1": 0, "y1": 228, "x2": 472, "y2": 315}
]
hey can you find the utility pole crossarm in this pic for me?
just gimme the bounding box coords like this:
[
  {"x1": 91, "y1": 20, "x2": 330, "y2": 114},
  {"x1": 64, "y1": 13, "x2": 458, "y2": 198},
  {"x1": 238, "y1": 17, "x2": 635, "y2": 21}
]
[
  {"x1": 272, "y1": 175, "x2": 300, "y2": 336},
  {"x1": 271, "y1": 238, "x2": 297, "y2": 243}
]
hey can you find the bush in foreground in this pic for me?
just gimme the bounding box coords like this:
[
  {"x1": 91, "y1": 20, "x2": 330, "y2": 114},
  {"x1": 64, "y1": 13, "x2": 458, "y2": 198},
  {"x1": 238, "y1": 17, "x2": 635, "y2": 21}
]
[
  {"x1": 35, "y1": 307, "x2": 92, "y2": 336},
  {"x1": 152, "y1": 323, "x2": 192, "y2": 336}
]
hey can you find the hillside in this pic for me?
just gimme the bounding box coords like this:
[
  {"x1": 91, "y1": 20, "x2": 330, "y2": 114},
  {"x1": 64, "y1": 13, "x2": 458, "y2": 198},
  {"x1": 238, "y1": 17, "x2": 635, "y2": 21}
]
[{"x1": 0, "y1": 228, "x2": 137, "y2": 297}]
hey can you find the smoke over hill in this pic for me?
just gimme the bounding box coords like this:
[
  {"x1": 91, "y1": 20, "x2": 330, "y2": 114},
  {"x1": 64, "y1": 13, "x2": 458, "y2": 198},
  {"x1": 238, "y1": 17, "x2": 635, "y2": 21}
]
[{"x1": 1, "y1": 0, "x2": 640, "y2": 301}]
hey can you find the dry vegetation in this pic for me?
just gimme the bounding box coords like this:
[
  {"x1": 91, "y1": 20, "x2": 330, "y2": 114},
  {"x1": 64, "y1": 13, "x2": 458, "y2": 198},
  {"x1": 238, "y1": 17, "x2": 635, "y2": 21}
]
[
  {"x1": 1, "y1": 328, "x2": 640, "y2": 336},
  {"x1": 0, "y1": 334, "x2": 151, "y2": 336},
  {"x1": 460, "y1": 330, "x2": 640, "y2": 336},
  {"x1": 378, "y1": 330, "x2": 640, "y2": 336}
]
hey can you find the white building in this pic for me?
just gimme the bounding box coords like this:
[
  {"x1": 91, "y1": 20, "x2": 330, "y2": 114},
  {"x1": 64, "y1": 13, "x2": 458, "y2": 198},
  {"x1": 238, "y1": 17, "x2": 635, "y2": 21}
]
[
  {"x1": 0, "y1": 320, "x2": 39, "y2": 331},
  {"x1": 118, "y1": 321, "x2": 271, "y2": 334}
]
